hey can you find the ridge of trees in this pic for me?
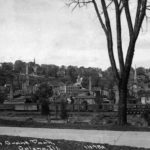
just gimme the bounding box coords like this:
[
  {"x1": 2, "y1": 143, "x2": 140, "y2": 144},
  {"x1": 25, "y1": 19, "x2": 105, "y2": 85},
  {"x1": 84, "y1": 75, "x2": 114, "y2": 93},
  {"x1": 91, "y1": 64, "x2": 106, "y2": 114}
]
[{"x1": 0, "y1": 60, "x2": 150, "y2": 90}]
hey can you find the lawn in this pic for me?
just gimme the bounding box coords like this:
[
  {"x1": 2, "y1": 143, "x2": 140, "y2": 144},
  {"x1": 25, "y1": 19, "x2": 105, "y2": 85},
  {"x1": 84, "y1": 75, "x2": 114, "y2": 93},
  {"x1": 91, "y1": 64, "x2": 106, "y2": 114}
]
[
  {"x1": 0, "y1": 135, "x2": 148, "y2": 150},
  {"x1": 1, "y1": 118, "x2": 150, "y2": 132},
  {"x1": 0, "y1": 111, "x2": 150, "y2": 131}
]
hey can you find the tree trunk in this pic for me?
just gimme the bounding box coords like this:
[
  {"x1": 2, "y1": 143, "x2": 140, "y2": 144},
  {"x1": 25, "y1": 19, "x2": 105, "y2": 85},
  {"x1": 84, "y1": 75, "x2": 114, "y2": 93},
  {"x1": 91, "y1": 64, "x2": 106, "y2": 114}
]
[{"x1": 118, "y1": 83, "x2": 128, "y2": 125}]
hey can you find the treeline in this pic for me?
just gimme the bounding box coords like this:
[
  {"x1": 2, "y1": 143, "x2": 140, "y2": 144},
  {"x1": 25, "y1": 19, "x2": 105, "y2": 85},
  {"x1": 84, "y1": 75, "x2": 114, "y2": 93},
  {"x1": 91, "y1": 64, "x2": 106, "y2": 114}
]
[
  {"x1": 0, "y1": 60, "x2": 116, "y2": 89},
  {"x1": 0, "y1": 60, "x2": 149, "y2": 89}
]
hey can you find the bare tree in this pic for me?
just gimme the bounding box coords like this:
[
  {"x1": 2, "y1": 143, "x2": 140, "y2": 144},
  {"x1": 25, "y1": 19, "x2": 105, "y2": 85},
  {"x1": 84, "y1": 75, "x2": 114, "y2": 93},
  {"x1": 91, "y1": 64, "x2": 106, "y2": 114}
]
[{"x1": 67, "y1": 0, "x2": 149, "y2": 125}]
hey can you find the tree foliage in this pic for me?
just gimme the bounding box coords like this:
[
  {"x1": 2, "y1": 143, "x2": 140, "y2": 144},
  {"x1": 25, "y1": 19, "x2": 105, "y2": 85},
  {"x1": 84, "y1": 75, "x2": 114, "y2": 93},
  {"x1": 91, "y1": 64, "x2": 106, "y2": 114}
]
[
  {"x1": 136, "y1": 67, "x2": 146, "y2": 76},
  {"x1": 14, "y1": 60, "x2": 26, "y2": 74},
  {"x1": 32, "y1": 82, "x2": 53, "y2": 103}
]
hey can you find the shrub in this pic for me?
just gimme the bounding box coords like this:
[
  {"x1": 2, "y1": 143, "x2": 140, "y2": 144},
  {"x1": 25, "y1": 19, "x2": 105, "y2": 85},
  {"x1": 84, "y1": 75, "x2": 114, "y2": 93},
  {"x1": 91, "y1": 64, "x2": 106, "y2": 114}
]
[
  {"x1": 60, "y1": 101, "x2": 68, "y2": 120},
  {"x1": 41, "y1": 100, "x2": 50, "y2": 116}
]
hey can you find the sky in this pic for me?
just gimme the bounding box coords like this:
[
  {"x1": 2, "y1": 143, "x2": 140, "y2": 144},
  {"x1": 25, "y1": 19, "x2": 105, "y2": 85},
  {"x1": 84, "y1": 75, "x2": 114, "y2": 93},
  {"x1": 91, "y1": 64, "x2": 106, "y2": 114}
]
[{"x1": 0, "y1": 0, "x2": 150, "y2": 70}]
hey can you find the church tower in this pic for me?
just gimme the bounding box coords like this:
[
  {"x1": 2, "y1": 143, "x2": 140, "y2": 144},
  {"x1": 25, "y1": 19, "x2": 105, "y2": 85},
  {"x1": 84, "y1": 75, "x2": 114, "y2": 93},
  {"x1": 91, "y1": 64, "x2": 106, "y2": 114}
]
[
  {"x1": 134, "y1": 65, "x2": 137, "y2": 84},
  {"x1": 133, "y1": 65, "x2": 138, "y2": 97},
  {"x1": 32, "y1": 58, "x2": 37, "y2": 75}
]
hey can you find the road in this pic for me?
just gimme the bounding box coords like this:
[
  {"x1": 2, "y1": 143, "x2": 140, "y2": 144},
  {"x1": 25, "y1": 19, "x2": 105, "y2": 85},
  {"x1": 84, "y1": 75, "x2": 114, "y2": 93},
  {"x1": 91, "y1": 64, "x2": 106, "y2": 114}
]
[{"x1": 0, "y1": 127, "x2": 150, "y2": 148}]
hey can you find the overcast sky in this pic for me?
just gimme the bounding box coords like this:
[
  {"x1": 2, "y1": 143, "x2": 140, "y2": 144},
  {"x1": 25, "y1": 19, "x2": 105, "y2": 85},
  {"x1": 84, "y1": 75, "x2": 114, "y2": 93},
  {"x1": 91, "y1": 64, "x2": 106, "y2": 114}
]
[{"x1": 0, "y1": 0, "x2": 150, "y2": 70}]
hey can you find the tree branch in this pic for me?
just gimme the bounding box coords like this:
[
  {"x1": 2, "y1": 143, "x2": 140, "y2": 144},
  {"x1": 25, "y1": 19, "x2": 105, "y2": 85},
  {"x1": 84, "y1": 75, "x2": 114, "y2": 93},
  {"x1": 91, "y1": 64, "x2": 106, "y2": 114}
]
[
  {"x1": 134, "y1": 0, "x2": 147, "y2": 39},
  {"x1": 134, "y1": 0, "x2": 142, "y2": 32},
  {"x1": 114, "y1": 0, "x2": 125, "y2": 75},
  {"x1": 100, "y1": 1, "x2": 113, "y2": 15},
  {"x1": 66, "y1": 0, "x2": 93, "y2": 11},
  {"x1": 118, "y1": 0, "x2": 124, "y2": 13},
  {"x1": 122, "y1": 0, "x2": 134, "y2": 38},
  {"x1": 92, "y1": 0, "x2": 107, "y2": 34},
  {"x1": 101, "y1": 0, "x2": 120, "y2": 82},
  {"x1": 124, "y1": 0, "x2": 147, "y2": 84}
]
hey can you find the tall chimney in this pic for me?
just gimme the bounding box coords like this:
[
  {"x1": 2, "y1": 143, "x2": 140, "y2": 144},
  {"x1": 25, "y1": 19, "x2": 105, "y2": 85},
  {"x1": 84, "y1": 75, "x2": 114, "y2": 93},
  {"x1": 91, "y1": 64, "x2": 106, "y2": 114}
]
[
  {"x1": 89, "y1": 76, "x2": 92, "y2": 91},
  {"x1": 9, "y1": 83, "x2": 13, "y2": 101},
  {"x1": 25, "y1": 63, "x2": 29, "y2": 87},
  {"x1": 26, "y1": 63, "x2": 29, "y2": 75},
  {"x1": 134, "y1": 65, "x2": 137, "y2": 83}
]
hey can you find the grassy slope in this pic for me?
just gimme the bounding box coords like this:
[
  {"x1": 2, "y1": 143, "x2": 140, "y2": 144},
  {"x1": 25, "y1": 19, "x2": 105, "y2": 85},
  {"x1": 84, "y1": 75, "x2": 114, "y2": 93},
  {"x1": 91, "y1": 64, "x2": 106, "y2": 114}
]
[
  {"x1": 0, "y1": 118, "x2": 150, "y2": 132},
  {"x1": 0, "y1": 135, "x2": 148, "y2": 150}
]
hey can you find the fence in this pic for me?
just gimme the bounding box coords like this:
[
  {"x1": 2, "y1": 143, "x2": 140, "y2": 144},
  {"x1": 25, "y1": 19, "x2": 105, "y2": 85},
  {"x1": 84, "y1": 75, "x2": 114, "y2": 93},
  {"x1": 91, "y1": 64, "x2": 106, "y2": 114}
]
[{"x1": 0, "y1": 103, "x2": 150, "y2": 114}]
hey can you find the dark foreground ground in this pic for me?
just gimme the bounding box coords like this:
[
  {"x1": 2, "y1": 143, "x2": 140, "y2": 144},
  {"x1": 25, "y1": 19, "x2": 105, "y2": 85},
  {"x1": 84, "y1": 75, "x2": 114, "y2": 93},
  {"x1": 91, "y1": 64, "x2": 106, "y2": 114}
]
[{"x1": 0, "y1": 135, "x2": 149, "y2": 150}]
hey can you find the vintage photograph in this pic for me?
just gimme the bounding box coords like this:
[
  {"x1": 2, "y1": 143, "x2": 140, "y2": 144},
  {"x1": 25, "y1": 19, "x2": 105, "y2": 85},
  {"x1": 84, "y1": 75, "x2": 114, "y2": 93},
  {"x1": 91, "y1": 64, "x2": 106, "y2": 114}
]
[{"x1": 0, "y1": 0, "x2": 150, "y2": 149}]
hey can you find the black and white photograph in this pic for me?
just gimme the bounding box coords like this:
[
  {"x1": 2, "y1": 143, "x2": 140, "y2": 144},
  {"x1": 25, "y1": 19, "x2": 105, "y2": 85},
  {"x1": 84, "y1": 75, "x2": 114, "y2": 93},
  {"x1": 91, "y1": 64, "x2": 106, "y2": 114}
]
[{"x1": 0, "y1": 0, "x2": 150, "y2": 149}]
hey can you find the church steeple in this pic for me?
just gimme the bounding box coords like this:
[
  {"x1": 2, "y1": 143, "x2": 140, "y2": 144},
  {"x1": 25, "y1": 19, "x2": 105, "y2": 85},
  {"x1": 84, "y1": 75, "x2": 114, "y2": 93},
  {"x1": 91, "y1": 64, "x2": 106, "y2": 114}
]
[
  {"x1": 134, "y1": 65, "x2": 137, "y2": 84},
  {"x1": 33, "y1": 58, "x2": 36, "y2": 65},
  {"x1": 32, "y1": 58, "x2": 37, "y2": 75},
  {"x1": 26, "y1": 63, "x2": 29, "y2": 75},
  {"x1": 133, "y1": 65, "x2": 138, "y2": 97}
]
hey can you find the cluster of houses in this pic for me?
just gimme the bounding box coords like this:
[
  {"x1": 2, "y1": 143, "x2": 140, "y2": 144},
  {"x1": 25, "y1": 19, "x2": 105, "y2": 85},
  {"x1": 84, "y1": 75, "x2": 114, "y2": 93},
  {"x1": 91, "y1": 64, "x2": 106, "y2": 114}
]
[
  {"x1": 2, "y1": 62, "x2": 150, "y2": 108},
  {"x1": 128, "y1": 68, "x2": 150, "y2": 104}
]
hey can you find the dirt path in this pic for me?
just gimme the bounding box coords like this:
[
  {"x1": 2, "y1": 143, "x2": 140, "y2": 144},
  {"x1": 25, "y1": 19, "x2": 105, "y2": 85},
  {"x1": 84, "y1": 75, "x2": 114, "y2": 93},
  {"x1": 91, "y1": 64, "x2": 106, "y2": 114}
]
[{"x1": 0, "y1": 126, "x2": 150, "y2": 148}]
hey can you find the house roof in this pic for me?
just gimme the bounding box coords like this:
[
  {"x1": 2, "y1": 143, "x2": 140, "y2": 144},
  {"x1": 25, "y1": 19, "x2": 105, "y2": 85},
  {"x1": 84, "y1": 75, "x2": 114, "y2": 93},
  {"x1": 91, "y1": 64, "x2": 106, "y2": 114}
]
[
  {"x1": 138, "y1": 90, "x2": 150, "y2": 96},
  {"x1": 76, "y1": 96, "x2": 95, "y2": 99}
]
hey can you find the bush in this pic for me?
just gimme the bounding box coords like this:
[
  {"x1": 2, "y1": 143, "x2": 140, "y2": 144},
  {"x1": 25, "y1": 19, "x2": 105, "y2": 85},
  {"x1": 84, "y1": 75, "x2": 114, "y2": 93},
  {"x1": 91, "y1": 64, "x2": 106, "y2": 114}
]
[
  {"x1": 0, "y1": 90, "x2": 7, "y2": 103},
  {"x1": 142, "y1": 112, "x2": 150, "y2": 126},
  {"x1": 41, "y1": 100, "x2": 50, "y2": 116},
  {"x1": 60, "y1": 101, "x2": 68, "y2": 120}
]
